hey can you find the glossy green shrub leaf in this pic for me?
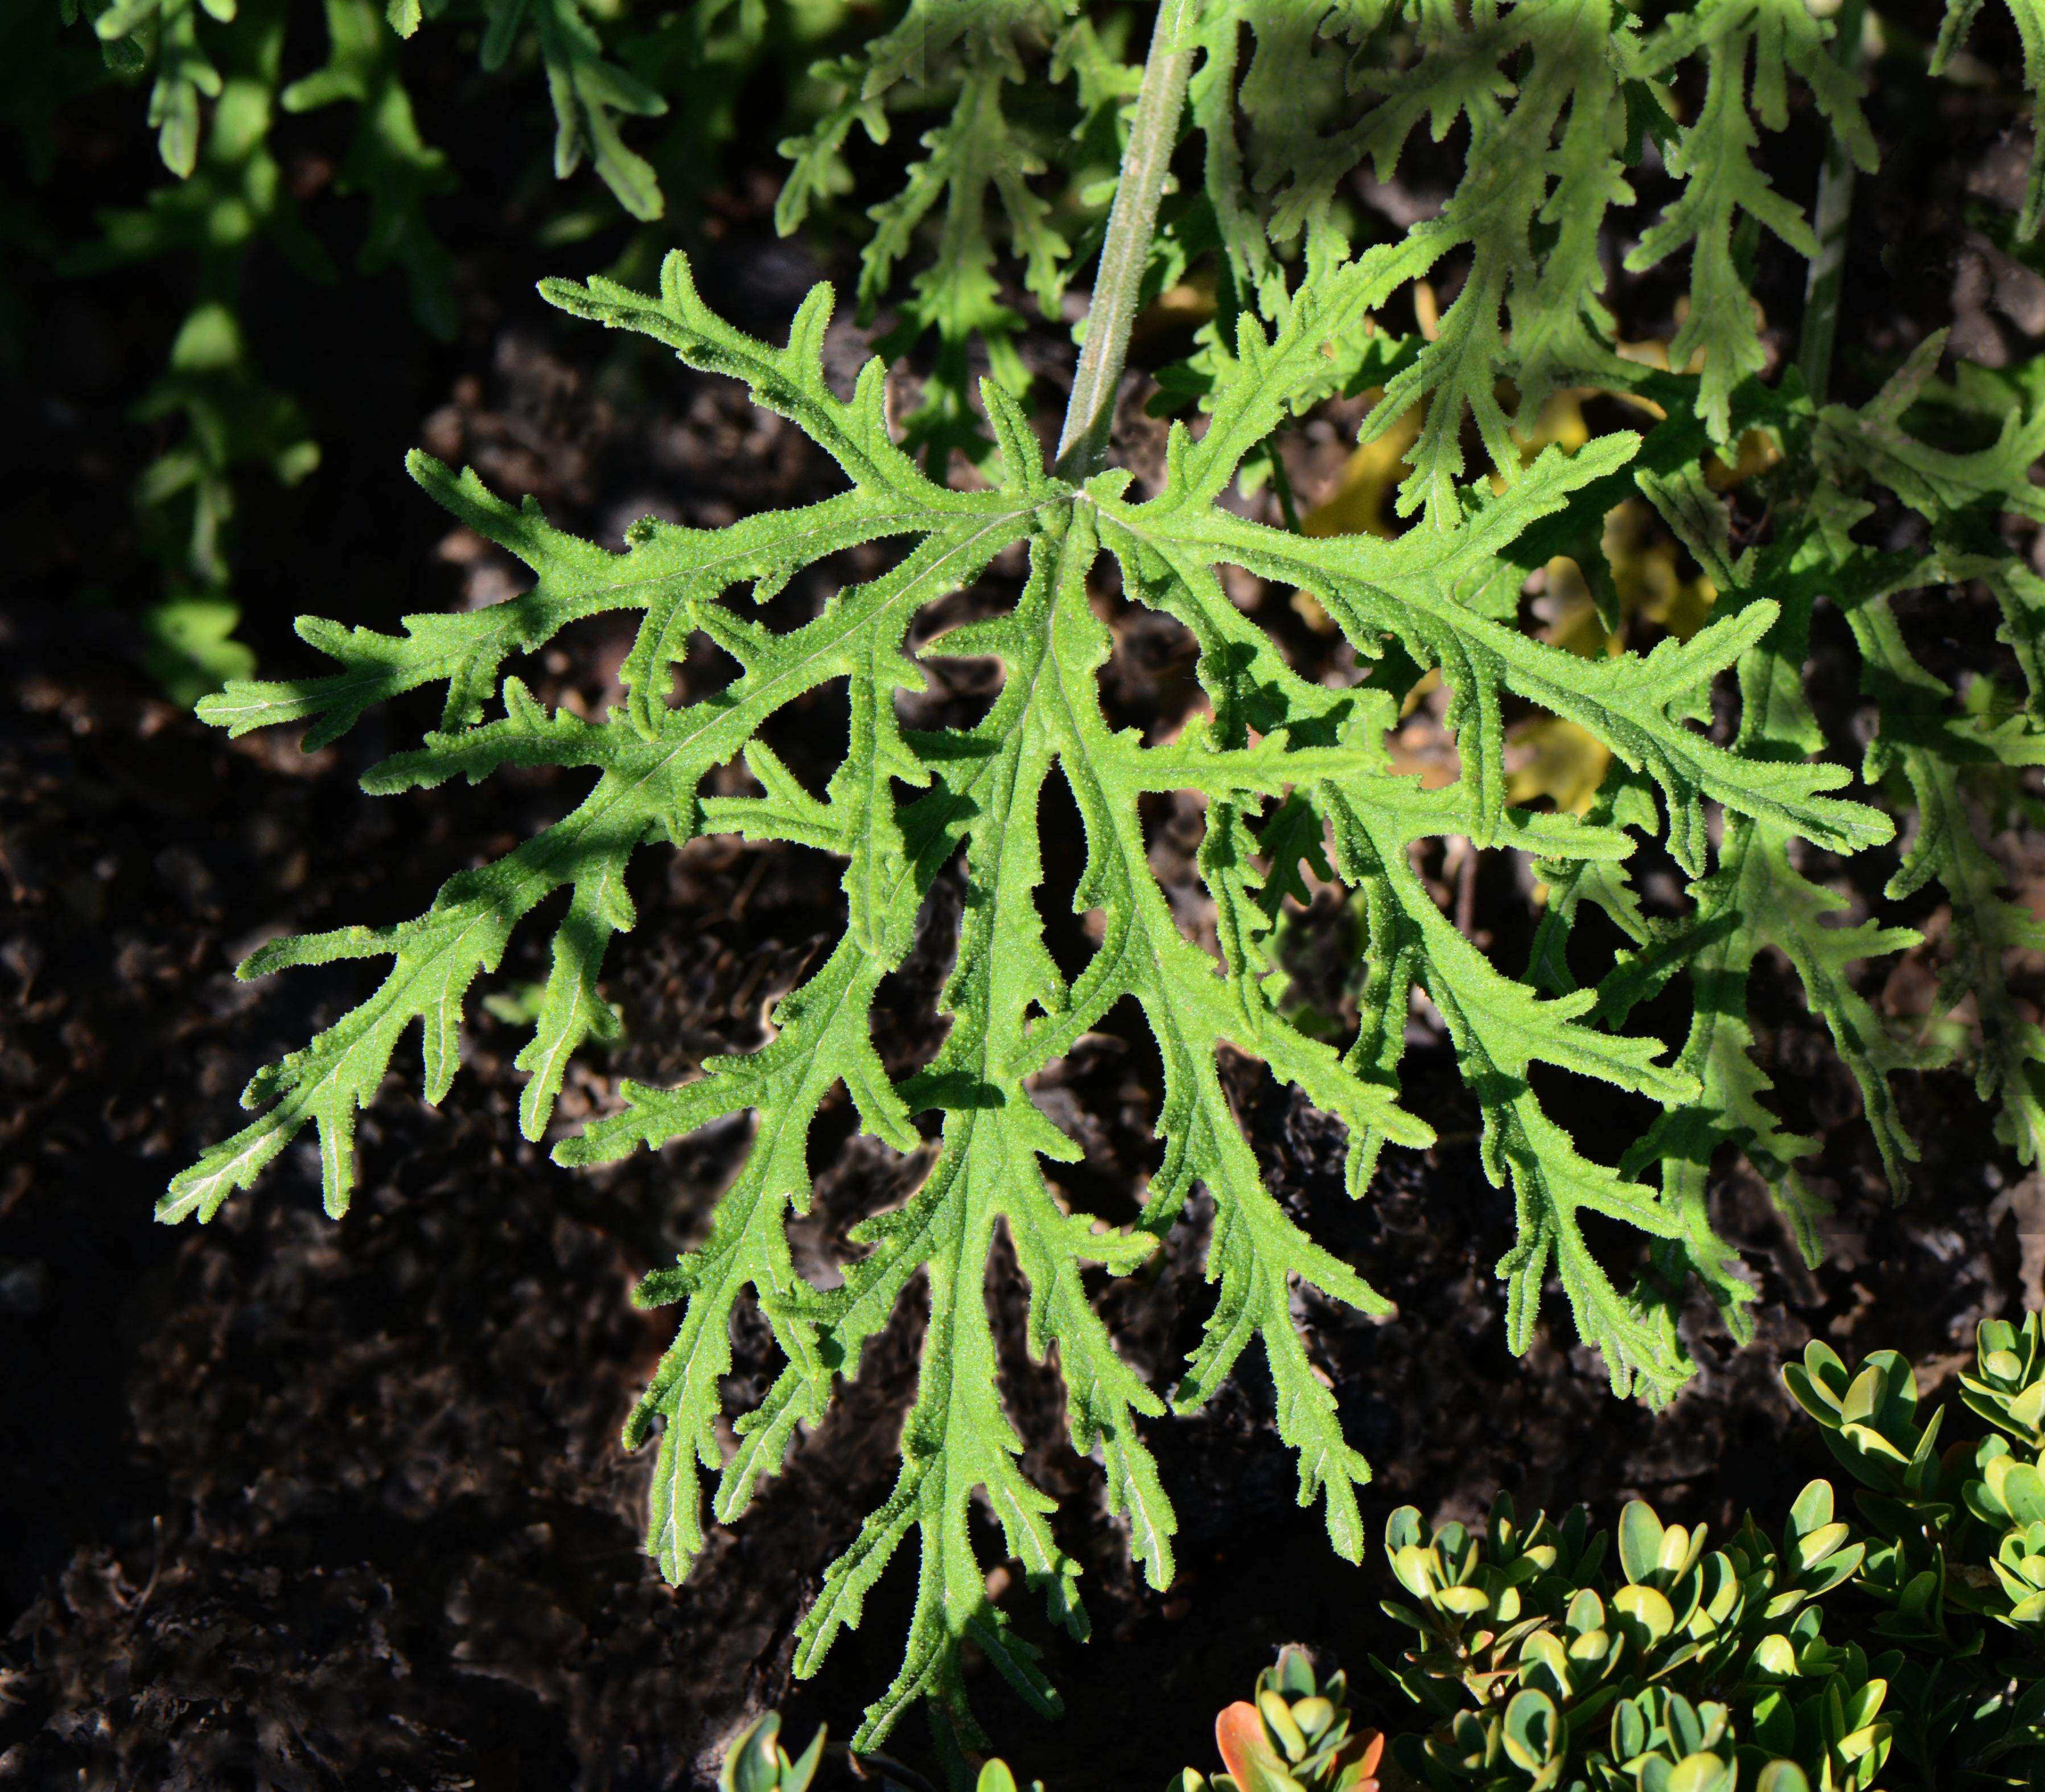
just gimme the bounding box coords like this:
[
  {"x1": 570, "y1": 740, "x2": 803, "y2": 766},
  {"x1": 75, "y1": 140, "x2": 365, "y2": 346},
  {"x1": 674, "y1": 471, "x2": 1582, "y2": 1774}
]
[
  {"x1": 1375, "y1": 1476, "x2": 1895, "y2": 1792},
  {"x1": 721, "y1": 1713, "x2": 826, "y2": 1792}
]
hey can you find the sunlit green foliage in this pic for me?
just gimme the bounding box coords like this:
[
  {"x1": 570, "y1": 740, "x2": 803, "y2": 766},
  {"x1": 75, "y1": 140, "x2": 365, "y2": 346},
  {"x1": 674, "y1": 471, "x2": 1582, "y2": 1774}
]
[
  {"x1": 722, "y1": 1392, "x2": 2045, "y2": 1789},
  {"x1": 1180, "y1": 1645, "x2": 1385, "y2": 1792},
  {"x1": 1376, "y1": 1481, "x2": 1887, "y2": 1792},
  {"x1": 168, "y1": 242, "x2": 1887, "y2": 1756},
  {"x1": 147, "y1": 0, "x2": 2045, "y2": 1769},
  {"x1": 1780, "y1": 1317, "x2": 2045, "y2": 1782}
]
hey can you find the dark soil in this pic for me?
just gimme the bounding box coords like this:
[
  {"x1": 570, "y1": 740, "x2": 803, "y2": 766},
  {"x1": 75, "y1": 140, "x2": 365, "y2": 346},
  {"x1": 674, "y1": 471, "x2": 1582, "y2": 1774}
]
[{"x1": 7, "y1": 10, "x2": 2045, "y2": 1790}]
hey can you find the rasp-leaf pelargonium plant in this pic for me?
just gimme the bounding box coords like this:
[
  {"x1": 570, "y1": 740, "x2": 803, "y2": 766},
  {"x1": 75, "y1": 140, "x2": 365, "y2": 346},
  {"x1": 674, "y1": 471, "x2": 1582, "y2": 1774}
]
[{"x1": 164, "y1": 0, "x2": 2045, "y2": 1768}]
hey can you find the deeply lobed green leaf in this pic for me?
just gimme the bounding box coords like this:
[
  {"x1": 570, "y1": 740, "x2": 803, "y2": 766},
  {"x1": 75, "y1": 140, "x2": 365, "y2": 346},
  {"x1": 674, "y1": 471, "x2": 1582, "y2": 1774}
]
[{"x1": 167, "y1": 246, "x2": 1908, "y2": 1749}]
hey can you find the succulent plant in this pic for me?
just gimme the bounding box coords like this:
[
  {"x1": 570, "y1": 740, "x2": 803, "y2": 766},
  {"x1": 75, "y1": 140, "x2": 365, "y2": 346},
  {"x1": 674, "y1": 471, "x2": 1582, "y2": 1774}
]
[
  {"x1": 1373, "y1": 1486, "x2": 1885, "y2": 1792},
  {"x1": 1784, "y1": 1317, "x2": 2045, "y2": 1637},
  {"x1": 722, "y1": 1713, "x2": 828, "y2": 1792},
  {"x1": 1175, "y1": 1646, "x2": 1385, "y2": 1792},
  {"x1": 717, "y1": 1712, "x2": 1047, "y2": 1792},
  {"x1": 720, "y1": 1324, "x2": 2045, "y2": 1792},
  {"x1": 1776, "y1": 1319, "x2": 2045, "y2": 1784}
]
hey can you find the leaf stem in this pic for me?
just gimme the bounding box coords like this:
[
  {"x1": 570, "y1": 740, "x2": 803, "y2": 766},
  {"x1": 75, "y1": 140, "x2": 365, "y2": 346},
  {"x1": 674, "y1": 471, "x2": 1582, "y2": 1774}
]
[
  {"x1": 1054, "y1": 0, "x2": 1198, "y2": 481},
  {"x1": 1797, "y1": 0, "x2": 1867, "y2": 406},
  {"x1": 1266, "y1": 435, "x2": 1301, "y2": 532}
]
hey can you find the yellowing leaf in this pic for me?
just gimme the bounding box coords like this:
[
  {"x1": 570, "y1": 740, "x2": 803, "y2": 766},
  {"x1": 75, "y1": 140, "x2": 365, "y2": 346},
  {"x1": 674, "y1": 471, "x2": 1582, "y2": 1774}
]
[
  {"x1": 1302, "y1": 399, "x2": 1423, "y2": 542},
  {"x1": 1540, "y1": 499, "x2": 1719, "y2": 661},
  {"x1": 1508, "y1": 717, "x2": 1612, "y2": 817}
]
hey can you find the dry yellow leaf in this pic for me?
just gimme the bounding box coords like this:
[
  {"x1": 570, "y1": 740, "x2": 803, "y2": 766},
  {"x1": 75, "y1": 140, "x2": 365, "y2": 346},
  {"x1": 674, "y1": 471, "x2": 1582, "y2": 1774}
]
[
  {"x1": 1505, "y1": 715, "x2": 1612, "y2": 815},
  {"x1": 1301, "y1": 405, "x2": 1423, "y2": 544},
  {"x1": 1540, "y1": 498, "x2": 1718, "y2": 659}
]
